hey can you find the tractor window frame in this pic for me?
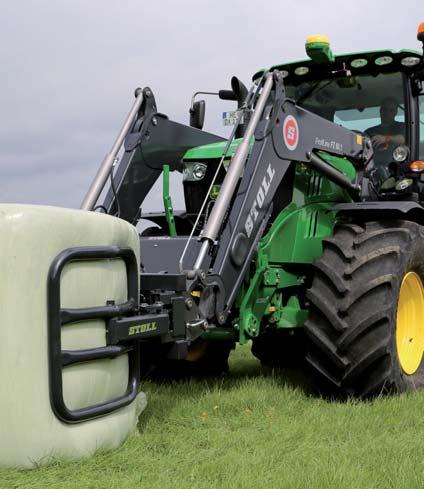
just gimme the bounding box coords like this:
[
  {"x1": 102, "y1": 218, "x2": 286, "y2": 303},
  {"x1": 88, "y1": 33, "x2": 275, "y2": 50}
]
[
  {"x1": 419, "y1": 89, "x2": 424, "y2": 160},
  {"x1": 403, "y1": 72, "x2": 413, "y2": 158}
]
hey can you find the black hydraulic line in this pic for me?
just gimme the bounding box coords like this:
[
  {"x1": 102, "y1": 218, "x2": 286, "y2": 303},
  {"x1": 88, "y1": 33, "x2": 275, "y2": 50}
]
[{"x1": 306, "y1": 152, "x2": 361, "y2": 201}]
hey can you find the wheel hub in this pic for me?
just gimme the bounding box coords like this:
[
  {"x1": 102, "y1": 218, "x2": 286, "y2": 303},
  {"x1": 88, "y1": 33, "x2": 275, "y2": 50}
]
[{"x1": 396, "y1": 271, "x2": 424, "y2": 375}]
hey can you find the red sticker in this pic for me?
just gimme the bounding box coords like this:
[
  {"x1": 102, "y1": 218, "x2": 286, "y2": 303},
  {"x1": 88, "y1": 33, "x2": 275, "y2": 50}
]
[{"x1": 283, "y1": 115, "x2": 299, "y2": 151}]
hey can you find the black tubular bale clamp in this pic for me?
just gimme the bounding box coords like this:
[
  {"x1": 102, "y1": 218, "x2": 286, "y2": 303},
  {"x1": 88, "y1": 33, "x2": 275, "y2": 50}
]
[{"x1": 47, "y1": 246, "x2": 140, "y2": 423}]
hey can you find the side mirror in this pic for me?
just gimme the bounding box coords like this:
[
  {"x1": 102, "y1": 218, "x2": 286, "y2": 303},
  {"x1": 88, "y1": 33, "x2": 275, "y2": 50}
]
[
  {"x1": 231, "y1": 76, "x2": 248, "y2": 107},
  {"x1": 189, "y1": 100, "x2": 205, "y2": 129}
]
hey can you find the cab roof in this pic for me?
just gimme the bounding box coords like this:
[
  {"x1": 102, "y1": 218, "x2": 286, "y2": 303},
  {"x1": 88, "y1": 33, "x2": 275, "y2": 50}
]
[{"x1": 253, "y1": 49, "x2": 422, "y2": 82}]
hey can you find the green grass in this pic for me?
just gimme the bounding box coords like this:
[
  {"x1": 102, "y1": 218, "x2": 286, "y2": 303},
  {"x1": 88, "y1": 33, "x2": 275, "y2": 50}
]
[{"x1": 2, "y1": 345, "x2": 424, "y2": 489}]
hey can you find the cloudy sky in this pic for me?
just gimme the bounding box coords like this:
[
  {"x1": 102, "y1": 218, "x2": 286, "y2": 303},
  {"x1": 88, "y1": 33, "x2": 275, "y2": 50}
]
[{"x1": 1, "y1": 0, "x2": 423, "y2": 210}]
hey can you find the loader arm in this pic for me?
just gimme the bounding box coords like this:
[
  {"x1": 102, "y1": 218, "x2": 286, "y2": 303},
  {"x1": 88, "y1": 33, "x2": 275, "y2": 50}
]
[
  {"x1": 74, "y1": 71, "x2": 373, "y2": 385},
  {"x1": 188, "y1": 71, "x2": 372, "y2": 323},
  {"x1": 102, "y1": 87, "x2": 225, "y2": 223}
]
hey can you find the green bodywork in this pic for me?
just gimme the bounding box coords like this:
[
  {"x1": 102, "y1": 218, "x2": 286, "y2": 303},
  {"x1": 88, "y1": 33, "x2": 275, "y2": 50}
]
[
  {"x1": 184, "y1": 138, "x2": 244, "y2": 160},
  {"x1": 236, "y1": 154, "x2": 355, "y2": 344},
  {"x1": 179, "y1": 47, "x2": 422, "y2": 344},
  {"x1": 162, "y1": 164, "x2": 177, "y2": 237},
  {"x1": 184, "y1": 140, "x2": 356, "y2": 344}
]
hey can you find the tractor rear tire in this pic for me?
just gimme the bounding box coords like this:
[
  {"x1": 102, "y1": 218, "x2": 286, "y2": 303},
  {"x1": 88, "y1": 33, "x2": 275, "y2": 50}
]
[{"x1": 305, "y1": 220, "x2": 424, "y2": 398}]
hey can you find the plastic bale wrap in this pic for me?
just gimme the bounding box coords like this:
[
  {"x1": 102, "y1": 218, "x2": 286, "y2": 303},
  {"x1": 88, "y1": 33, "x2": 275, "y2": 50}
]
[{"x1": 0, "y1": 204, "x2": 147, "y2": 469}]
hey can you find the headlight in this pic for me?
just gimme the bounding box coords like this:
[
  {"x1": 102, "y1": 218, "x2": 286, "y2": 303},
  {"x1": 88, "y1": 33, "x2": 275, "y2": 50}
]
[
  {"x1": 392, "y1": 145, "x2": 409, "y2": 163},
  {"x1": 400, "y1": 56, "x2": 421, "y2": 67},
  {"x1": 395, "y1": 178, "x2": 413, "y2": 192},
  {"x1": 183, "y1": 162, "x2": 207, "y2": 181}
]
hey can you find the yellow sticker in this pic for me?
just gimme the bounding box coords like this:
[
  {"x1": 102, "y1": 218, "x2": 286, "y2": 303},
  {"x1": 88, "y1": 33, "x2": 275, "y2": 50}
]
[{"x1": 356, "y1": 134, "x2": 363, "y2": 146}]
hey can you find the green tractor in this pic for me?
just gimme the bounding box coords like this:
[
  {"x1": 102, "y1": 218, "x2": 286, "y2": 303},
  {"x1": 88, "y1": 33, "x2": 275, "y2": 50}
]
[{"x1": 49, "y1": 24, "x2": 424, "y2": 424}]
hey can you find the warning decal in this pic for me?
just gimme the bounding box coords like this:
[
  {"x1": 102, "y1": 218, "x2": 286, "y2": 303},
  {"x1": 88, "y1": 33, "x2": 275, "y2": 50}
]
[{"x1": 283, "y1": 115, "x2": 299, "y2": 151}]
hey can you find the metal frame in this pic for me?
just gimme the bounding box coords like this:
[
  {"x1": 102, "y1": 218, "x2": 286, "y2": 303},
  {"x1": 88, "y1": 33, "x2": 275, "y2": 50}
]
[
  {"x1": 185, "y1": 71, "x2": 369, "y2": 319},
  {"x1": 80, "y1": 89, "x2": 145, "y2": 211},
  {"x1": 101, "y1": 87, "x2": 225, "y2": 223},
  {"x1": 47, "y1": 246, "x2": 140, "y2": 423}
]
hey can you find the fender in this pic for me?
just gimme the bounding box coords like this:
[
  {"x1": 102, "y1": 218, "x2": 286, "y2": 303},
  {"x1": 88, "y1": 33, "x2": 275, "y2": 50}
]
[{"x1": 335, "y1": 201, "x2": 424, "y2": 225}]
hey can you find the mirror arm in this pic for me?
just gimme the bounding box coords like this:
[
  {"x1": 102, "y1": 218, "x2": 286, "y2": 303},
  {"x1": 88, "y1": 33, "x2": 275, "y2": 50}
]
[{"x1": 190, "y1": 91, "x2": 219, "y2": 111}]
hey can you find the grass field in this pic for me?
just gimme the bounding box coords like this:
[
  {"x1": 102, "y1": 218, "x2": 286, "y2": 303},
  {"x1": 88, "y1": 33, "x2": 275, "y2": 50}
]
[{"x1": 2, "y1": 344, "x2": 424, "y2": 489}]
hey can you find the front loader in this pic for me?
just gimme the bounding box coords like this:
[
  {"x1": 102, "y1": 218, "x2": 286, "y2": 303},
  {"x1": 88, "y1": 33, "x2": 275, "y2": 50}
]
[{"x1": 65, "y1": 26, "x2": 424, "y2": 411}]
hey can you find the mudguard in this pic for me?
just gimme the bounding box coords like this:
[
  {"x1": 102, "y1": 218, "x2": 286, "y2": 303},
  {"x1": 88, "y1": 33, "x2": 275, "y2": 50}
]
[{"x1": 335, "y1": 201, "x2": 424, "y2": 224}]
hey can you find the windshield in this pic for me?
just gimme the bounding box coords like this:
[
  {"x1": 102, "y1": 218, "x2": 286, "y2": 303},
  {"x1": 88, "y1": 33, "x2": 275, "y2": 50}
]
[
  {"x1": 285, "y1": 72, "x2": 405, "y2": 130},
  {"x1": 285, "y1": 72, "x2": 406, "y2": 166}
]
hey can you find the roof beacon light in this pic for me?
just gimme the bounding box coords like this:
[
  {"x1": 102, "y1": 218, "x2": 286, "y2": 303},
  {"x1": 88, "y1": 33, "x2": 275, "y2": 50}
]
[
  {"x1": 305, "y1": 35, "x2": 335, "y2": 63},
  {"x1": 417, "y1": 22, "x2": 424, "y2": 43},
  {"x1": 409, "y1": 161, "x2": 424, "y2": 172}
]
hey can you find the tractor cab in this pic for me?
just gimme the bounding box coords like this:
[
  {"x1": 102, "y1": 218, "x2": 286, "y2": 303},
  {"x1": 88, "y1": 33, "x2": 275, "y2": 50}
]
[
  {"x1": 174, "y1": 39, "x2": 424, "y2": 240},
  {"x1": 99, "y1": 29, "x2": 424, "y2": 239},
  {"x1": 253, "y1": 41, "x2": 424, "y2": 197}
]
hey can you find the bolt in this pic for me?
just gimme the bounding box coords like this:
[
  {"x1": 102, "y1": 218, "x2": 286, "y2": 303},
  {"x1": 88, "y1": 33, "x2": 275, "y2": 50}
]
[
  {"x1": 218, "y1": 314, "x2": 225, "y2": 324},
  {"x1": 203, "y1": 321, "x2": 209, "y2": 330},
  {"x1": 249, "y1": 317, "x2": 257, "y2": 327},
  {"x1": 200, "y1": 271, "x2": 206, "y2": 280},
  {"x1": 152, "y1": 117, "x2": 158, "y2": 126},
  {"x1": 185, "y1": 299, "x2": 193, "y2": 310},
  {"x1": 145, "y1": 90, "x2": 151, "y2": 97}
]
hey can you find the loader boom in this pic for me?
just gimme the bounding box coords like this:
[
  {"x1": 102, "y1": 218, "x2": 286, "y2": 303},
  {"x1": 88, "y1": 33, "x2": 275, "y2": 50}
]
[
  {"x1": 182, "y1": 70, "x2": 370, "y2": 323},
  {"x1": 79, "y1": 68, "x2": 372, "y2": 345},
  {"x1": 73, "y1": 37, "x2": 424, "y2": 411}
]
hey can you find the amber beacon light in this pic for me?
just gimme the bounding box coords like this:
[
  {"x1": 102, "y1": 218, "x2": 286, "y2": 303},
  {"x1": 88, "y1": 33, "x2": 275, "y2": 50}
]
[
  {"x1": 409, "y1": 161, "x2": 424, "y2": 172},
  {"x1": 418, "y1": 22, "x2": 424, "y2": 42}
]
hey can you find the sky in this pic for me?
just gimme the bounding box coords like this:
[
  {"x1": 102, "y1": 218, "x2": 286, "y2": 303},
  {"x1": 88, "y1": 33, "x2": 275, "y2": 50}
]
[{"x1": 1, "y1": 0, "x2": 423, "y2": 211}]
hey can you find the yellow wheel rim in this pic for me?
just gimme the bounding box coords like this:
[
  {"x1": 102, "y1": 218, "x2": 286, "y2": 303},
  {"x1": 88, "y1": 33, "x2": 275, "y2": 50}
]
[{"x1": 396, "y1": 271, "x2": 424, "y2": 375}]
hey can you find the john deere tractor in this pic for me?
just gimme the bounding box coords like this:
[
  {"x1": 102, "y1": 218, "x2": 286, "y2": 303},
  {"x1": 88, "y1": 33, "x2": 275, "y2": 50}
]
[{"x1": 25, "y1": 24, "x2": 423, "y2": 430}]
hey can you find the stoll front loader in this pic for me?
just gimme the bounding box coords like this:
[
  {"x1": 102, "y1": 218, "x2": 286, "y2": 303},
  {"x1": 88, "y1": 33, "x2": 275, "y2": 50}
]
[{"x1": 2, "y1": 24, "x2": 424, "y2": 468}]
